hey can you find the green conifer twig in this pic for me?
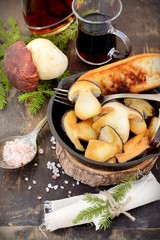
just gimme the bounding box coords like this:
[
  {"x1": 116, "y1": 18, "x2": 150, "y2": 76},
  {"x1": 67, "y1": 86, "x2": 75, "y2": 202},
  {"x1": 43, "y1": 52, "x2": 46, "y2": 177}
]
[{"x1": 73, "y1": 174, "x2": 136, "y2": 230}]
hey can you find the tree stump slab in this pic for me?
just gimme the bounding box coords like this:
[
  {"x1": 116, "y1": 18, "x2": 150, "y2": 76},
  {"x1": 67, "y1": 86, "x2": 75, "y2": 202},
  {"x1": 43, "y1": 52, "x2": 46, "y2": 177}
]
[{"x1": 56, "y1": 142, "x2": 157, "y2": 187}]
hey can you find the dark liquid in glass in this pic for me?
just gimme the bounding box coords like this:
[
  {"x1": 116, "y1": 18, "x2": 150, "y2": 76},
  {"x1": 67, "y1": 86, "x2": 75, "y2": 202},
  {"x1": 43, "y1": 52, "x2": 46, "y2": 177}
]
[
  {"x1": 22, "y1": 0, "x2": 73, "y2": 35},
  {"x1": 76, "y1": 13, "x2": 116, "y2": 64}
]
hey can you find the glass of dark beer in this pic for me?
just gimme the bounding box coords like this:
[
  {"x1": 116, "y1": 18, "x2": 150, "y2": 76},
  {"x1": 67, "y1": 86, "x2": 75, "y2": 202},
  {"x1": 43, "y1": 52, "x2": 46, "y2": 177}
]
[
  {"x1": 72, "y1": 0, "x2": 132, "y2": 65},
  {"x1": 21, "y1": 0, "x2": 74, "y2": 35}
]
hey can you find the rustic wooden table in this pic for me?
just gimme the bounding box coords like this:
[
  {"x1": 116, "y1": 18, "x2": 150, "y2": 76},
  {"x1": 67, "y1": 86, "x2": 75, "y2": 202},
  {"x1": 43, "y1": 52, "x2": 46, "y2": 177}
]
[{"x1": 0, "y1": 0, "x2": 160, "y2": 239}]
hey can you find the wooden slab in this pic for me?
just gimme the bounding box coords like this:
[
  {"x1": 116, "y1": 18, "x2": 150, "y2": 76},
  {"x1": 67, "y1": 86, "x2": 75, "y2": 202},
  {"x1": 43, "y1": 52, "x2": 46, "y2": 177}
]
[{"x1": 56, "y1": 142, "x2": 157, "y2": 187}]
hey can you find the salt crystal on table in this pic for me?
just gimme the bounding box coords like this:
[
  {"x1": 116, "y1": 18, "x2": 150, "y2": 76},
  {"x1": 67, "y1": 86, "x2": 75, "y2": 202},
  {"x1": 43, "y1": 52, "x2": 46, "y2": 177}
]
[
  {"x1": 37, "y1": 196, "x2": 42, "y2": 200},
  {"x1": 38, "y1": 148, "x2": 44, "y2": 154},
  {"x1": 48, "y1": 183, "x2": 54, "y2": 189},
  {"x1": 57, "y1": 163, "x2": 61, "y2": 168},
  {"x1": 53, "y1": 185, "x2": 58, "y2": 190},
  {"x1": 46, "y1": 187, "x2": 50, "y2": 192},
  {"x1": 33, "y1": 180, "x2": 37, "y2": 184},
  {"x1": 52, "y1": 174, "x2": 57, "y2": 179},
  {"x1": 51, "y1": 146, "x2": 56, "y2": 150}
]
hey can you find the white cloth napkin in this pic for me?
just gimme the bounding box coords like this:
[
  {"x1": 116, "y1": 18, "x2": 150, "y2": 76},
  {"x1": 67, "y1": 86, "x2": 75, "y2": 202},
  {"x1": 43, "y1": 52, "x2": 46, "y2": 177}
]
[{"x1": 42, "y1": 172, "x2": 160, "y2": 232}]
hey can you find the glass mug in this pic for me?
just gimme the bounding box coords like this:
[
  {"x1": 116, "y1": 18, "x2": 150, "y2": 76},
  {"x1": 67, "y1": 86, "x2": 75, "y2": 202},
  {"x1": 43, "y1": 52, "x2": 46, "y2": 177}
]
[
  {"x1": 72, "y1": 0, "x2": 132, "y2": 65},
  {"x1": 21, "y1": 0, "x2": 74, "y2": 35}
]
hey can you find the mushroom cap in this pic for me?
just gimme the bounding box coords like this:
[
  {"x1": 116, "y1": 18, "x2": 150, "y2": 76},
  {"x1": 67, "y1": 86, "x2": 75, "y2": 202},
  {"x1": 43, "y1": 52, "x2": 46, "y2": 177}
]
[
  {"x1": 124, "y1": 98, "x2": 155, "y2": 135},
  {"x1": 4, "y1": 41, "x2": 39, "y2": 92},
  {"x1": 124, "y1": 98, "x2": 155, "y2": 119},
  {"x1": 68, "y1": 80, "x2": 102, "y2": 120},
  {"x1": 68, "y1": 80, "x2": 101, "y2": 102},
  {"x1": 147, "y1": 109, "x2": 160, "y2": 145}
]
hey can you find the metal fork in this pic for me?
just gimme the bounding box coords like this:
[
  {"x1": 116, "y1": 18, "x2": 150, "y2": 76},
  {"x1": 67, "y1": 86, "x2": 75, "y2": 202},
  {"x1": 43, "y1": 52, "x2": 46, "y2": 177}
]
[{"x1": 54, "y1": 87, "x2": 160, "y2": 106}]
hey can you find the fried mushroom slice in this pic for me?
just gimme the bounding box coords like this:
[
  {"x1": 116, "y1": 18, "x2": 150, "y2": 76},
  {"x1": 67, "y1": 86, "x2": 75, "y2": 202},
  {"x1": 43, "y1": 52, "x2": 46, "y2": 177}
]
[
  {"x1": 147, "y1": 109, "x2": 160, "y2": 147},
  {"x1": 85, "y1": 126, "x2": 123, "y2": 162},
  {"x1": 68, "y1": 80, "x2": 102, "y2": 120},
  {"x1": 62, "y1": 110, "x2": 98, "y2": 151},
  {"x1": 124, "y1": 98, "x2": 155, "y2": 135},
  {"x1": 85, "y1": 140, "x2": 118, "y2": 162},
  {"x1": 99, "y1": 125, "x2": 123, "y2": 153},
  {"x1": 115, "y1": 132, "x2": 150, "y2": 163},
  {"x1": 93, "y1": 101, "x2": 143, "y2": 143}
]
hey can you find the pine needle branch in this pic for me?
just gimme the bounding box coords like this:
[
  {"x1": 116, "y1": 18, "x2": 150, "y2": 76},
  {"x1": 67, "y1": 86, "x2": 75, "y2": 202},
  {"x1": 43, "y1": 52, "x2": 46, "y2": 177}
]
[
  {"x1": 72, "y1": 175, "x2": 136, "y2": 230},
  {"x1": 27, "y1": 93, "x2": 46, "y2": 114},
  {"x1": 84, "y1": 193, "x2": 105, "y2": 205},
  {"x1": 99, "y1": 211, "x2": 112, "y2": 230},
  {"x1": 45, "y1": 21, "x2": 78, "y2": 51},
  {"x1": 18, "y1": 81, "x2": 54, "y2": 114},
  {"x1": 0, "y1": 83, "x2": 7, "y2": 110},
  {"x1": 73, "y1": 203, "x2": 106, "y2": 225},
  {"x1": 112, "y1": 174, "x2": 136, "y2": 202}
]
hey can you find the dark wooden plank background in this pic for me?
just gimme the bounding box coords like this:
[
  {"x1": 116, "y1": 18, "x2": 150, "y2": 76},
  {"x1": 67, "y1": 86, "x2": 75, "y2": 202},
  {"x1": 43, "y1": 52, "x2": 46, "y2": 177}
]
[{"x1": 0, "y1": 0, "x2": 160, "y2": 239}]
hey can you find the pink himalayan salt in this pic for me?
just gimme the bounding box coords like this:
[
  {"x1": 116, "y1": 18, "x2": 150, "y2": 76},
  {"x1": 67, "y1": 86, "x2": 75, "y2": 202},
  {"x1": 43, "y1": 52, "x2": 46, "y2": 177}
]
[{"x1": 2, "y1": 138, "x2": 36, "y2": 167}]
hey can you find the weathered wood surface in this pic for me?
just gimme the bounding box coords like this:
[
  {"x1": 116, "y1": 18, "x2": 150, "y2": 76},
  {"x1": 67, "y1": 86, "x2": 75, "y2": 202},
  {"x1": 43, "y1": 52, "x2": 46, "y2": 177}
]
[{"x1": 0, "y1": 0, "x2": 160, "y2": 239}]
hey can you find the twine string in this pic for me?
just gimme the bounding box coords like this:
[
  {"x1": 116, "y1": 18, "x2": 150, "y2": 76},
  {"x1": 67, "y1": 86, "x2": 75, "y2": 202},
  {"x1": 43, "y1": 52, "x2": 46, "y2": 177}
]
[{"x1": 101, "y1": 191, "x2": 135, "y2": 221}]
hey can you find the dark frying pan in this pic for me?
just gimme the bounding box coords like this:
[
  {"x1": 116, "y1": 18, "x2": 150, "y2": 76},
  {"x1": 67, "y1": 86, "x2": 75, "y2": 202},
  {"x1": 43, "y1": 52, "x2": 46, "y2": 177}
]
[{"x1": 47, "y1": 72, "x2": 160, "y2": 171}]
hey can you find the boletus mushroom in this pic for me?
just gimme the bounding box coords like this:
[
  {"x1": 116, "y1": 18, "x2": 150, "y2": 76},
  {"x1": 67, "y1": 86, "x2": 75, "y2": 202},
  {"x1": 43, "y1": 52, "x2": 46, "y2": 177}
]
[
  {"x1": 124, "y1": 98, "x2": 155, "y2": 135},
  {"x1": 4, "y1": 38, "x2": 68, "y2": 92},
  {"x1": 85, "y1": 125, "x2": 123, "y2": 162},
  {"x1": 68, "y1": 80, "x2": 102, "y2": 120},
  {"x1": 62, "y1": 110, "x2": 98, "y2": 151},
  {"x1": 93, "y1": 101, "x2": 143, "y2": 143}
]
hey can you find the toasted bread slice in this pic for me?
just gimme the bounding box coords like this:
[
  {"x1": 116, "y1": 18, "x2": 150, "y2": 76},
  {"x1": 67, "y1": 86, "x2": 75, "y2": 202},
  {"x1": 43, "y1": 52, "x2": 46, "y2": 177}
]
[{"x1": 78, "y1": 53, "x2": 160, "y2": 94}]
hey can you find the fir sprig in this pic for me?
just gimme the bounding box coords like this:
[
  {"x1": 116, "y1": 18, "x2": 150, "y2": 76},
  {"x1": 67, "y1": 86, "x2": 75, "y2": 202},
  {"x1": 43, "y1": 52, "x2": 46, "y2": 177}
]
[
  {"x1": 0, "y1": 17, "x2": 77, "y2": 113},
  {"x1": 112, "y1": 174, "x2": 136, "y2": 202},
  {"x1": 73, "y1": 194, "x2": 106, "y2": 224},
  {"x1": 0, "y1": 83, "x2": 7, "y2": 110},
  {"x1": 45, "y1": 21, "x2": 78, "y2": 51},
  {"x1": 73, "y1": 174, "x2": 136, "y2": 230},
  {"x1": 18, "y1": 80, "x2": 54, "y2": 114},
  {"x1": 0, "y1": 17, "x2": 31, "y2": 57},
  {"x1": 0, "y1": 62, "x2": 11, "y2": 109}
]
